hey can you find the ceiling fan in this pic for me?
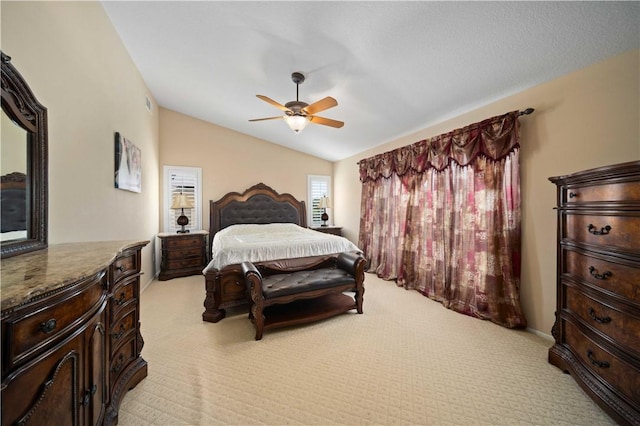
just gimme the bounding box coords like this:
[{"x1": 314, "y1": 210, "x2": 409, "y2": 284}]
[{"x1": 249, "y1": 72, "x2": 344, "y2": 133}]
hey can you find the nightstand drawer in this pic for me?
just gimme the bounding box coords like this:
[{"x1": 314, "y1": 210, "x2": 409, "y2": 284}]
[
  {"x1": 164, "y1": 247, "x2": 202, "y2": 259},
  {"x1": 165, "y1": 235, "x2": 204, "y2": 248},
  {"x1": 166, "y1": 258, "x2": 204, "y2": 270}
]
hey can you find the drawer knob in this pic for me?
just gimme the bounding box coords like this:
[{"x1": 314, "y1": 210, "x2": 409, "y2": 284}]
[
  {"x1": 589, "y1": 266, "x2": 612, "y2": 280},
  {"x1": 587, "y1": 224, "x2": 611, "y2": 235},
  {"x1": 568, "y1": 192, "x2": 578, "y2": 199},
  {"x1": 111, "y1": 324, "x2": 126, "y2": 340},
  {"x1": 587, "y1": 350, "x2": 610, "y2": 369},
  {"x1": 111, "y1": 292, "x2": 126, "y2": 306},
  {"x1": 111, "y1": 353, "x2": 125, "y2": 374},
  {"x1": 588, "y1": 307, "x2": 611, "y2": 324},
  {"x1": 40, "y1": 318, "x2": 57, "y2": 334}
]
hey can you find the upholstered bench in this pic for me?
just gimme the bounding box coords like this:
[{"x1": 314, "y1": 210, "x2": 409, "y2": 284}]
[{"x1": 241, "y1": 252, "x2": 366, "y2": 340}]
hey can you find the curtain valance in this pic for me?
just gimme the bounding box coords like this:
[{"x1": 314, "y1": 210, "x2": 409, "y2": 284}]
[{"x1": 359, "y1": 111, "x2": 520, "y2": 182}]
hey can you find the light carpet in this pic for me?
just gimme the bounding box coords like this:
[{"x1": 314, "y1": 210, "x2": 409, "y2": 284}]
[{"x1": 118, "y1": 273, "x2": 614, "y2": 426}]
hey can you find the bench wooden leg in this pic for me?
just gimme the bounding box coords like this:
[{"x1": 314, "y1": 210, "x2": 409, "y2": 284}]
[
  {"x1": 355, "y1": 285, "x2": 364, "y2": 314},
  {"x1": 251, "y1": 299, "x2": 265, "y2": 340}
]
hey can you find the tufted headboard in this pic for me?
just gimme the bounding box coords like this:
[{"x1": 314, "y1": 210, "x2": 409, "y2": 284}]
[{"x1": 209, "y1": 183, "x2": 307, "y2": 243}]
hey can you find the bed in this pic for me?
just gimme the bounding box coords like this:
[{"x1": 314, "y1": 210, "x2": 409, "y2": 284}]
[{"x1": 202, "y1": 183, "x2": 362, "y2": 322}]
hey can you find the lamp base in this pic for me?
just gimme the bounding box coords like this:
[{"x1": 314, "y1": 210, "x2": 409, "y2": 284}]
[
  {"x1": 176, "y1": 212, "x2": 189, "y2": 233},
  {"x1": 321, "y1": 211, "x2": 329, "y2": 227}
]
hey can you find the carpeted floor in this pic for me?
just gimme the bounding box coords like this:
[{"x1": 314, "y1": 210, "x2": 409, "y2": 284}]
[{"x1": 118, "y1": 273, "x2": 615, "y2": 425}]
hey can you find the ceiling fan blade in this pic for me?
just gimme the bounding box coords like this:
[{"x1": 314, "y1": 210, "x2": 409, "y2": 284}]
[
  {"x1": 249, "y1": 116, "x2": 284, "y2": 122},
  {"x1": 309, "y1": 115, "x2": 344, "y2": 128},
  {"x1": 303, "y1": 97, "x2": 338, "y2": 115},
  {"x1": 256, "y1": 95, "x2": 291, "y2": 112}
]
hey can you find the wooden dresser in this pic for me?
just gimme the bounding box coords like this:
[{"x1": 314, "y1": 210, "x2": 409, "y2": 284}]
[
  {"x1": 549, "y1": 161, "x2": 640, "y2": 425},
  {"x1": 1, "y1": 241, "x2": 148, "y2": 426},
  {"x1": 158, "y1": 231, "x2": 208, "y2": 280}
]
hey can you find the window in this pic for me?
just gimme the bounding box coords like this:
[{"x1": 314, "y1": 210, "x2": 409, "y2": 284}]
[
  {"x1": 307, "y1": 175, "x2": 331, "y2": 227},
  {"x1": 163, "y1": 166, "x2": 202, "y2": 232}
]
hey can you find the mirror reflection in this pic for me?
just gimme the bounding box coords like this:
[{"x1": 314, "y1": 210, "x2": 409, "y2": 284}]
[
  {"x1": 1, "y1": 109, "x2": 28, "y2": 242},
  {"x1": 1, "y1": 50, "x2": 48, "y2": 258}
]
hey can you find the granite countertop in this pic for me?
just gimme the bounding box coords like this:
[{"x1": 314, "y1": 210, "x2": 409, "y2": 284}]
[{"x1": 1, "y1": 240, "x2": 148, "y2": 312}]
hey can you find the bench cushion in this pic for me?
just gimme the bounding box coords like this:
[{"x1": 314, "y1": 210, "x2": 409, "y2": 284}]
[{"x1": 262, "y1": 268, "x2": 355, "y2": 299}]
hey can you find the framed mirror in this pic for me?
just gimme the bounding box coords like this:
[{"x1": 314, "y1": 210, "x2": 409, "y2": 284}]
[{"x1": 1, "y1": 51, "x2": 48, "y2": 258}]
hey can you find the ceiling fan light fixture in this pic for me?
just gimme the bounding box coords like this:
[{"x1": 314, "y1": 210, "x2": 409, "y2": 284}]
[{"x1": 285, "y1": 114, "x2": 309, "y2": 133}]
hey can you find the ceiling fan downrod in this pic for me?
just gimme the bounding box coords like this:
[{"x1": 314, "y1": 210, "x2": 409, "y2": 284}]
[{"x1": 291, "y1": 72, "x2": 305, "y2": 102}]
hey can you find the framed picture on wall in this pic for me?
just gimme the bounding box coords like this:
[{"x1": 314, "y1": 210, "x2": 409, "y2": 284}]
[{"x1": 114, "y1": 132, "x2": 141, "y2": 193}]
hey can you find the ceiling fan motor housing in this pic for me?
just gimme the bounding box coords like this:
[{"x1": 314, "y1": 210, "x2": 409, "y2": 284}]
[{"x1": 284, "y1": 100, "x2": 309, "y2": 115}]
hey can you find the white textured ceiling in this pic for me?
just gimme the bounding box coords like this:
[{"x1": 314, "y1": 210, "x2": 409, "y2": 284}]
[{"x1": 101, "y1": 1, "x2": 639, "y2": 162}]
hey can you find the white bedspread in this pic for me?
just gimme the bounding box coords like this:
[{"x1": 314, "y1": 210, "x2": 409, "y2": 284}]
[{"x1": 204, "y1": 223, "x2": 361, "y2": 271}]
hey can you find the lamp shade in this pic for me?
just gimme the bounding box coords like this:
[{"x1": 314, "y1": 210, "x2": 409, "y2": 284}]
[
  {"x1": 318, "y1": 196, "x2": 331, "y2": 209},
  {"x1": 285, "y1": 115, "x2": 309, "y2": 133},
  {"x1": 170, "y1": 193, "x2": 194, "y2": 209}
]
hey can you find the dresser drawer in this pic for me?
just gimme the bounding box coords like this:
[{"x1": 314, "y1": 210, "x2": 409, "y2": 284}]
[
  {"x1": 563, "y1": 181, "x2": 640, "y2": 205},
  {"x1": 565, "y1": 284, "x2": 640, "y2": 353},
  {"x1": 110, "y1": 336, "x2": 136, "y2": 386},
  {"x1": 164, "y1": 235, "x2": 203, "y2": 249},
  {"x1": 563, "y1": 249, "x2": 640, "y2": 302},
  {"x1": 112, "y1": 252, "x2": 138, "y2": 283},
  {"x1": 110, "y1": 309, "x2": 136, "y2": 354},
  {"x1": 563, "y1": 213, "x2": 640, "y2": 252},
  {"x1": 5, "y1": 272, "x2": 106, "y2": 369},
  {"x1": 109, "y1": 275, "x2": 137, "y2": 319},
  {"x1": 564, "y1": 321, "x2": 640, "y2": 404}
]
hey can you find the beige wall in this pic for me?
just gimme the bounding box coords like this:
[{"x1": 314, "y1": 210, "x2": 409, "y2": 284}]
[
  {"x1": 1, "y1": 2, "x2": 160, "y2": 284},
  {"x1": 159, "y1": 108, "x2": 333, "y2": 231},
  {"x1": 335, "y1": 49, "x2": 640, "y2": 336}
]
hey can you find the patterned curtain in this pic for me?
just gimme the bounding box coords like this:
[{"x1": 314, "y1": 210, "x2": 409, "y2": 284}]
[{"x1": 358, "y1": 111, "x2": 526, "y2": 328}]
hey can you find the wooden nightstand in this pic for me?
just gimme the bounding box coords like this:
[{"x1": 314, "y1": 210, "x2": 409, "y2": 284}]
[
  {"x1": 158, "y1": 231, "x2": 208, "y2": 280},
  {"x1": 310, "y1": 226, "x2": 343, "y2": 236}
]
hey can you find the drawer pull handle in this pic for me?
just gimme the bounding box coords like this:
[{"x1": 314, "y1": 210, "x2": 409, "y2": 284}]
[
  {"x1": 116, "y1": 265, "x2": 126, "y2": 272},
  {"x1": 587, "y1": 350, "x2": 610, "y2": 369},
  {"x1": 111, "y1": 353, "x2": 125, "y2": 374},
  {"x1": 111, "y1": 324, "x2": 126, "y2": 340},
  {"x1": 587, "y1": 224, "x2": 611, "y2": 235},
  {"x1": 588, "y1": 307, "x2": 611, "y2": 324},
  {"x1": 80, "y1": 384, "x2": 97, "y2": 406},
  {"x1": 568, "y1": 192, "x2": 578, "y2": 199},
  {"x1": 40, "y1": 319, "x2": 57, "y2": 334},
  {"x1": 111, "y1": 292, "x2": 126, "y2": 305},
  {"x1": 589, "y1": 266, "x2": 612, "y2": 280}
]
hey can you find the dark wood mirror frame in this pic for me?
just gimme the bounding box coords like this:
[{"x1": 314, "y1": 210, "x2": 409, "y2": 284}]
[{"x1": 1, "y1": 51, "x2": 48, "y2": 258}]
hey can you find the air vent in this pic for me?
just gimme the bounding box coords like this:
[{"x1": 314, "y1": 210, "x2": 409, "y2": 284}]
[{"x1": 145, "y1": 96, "x2": 152, "y2": 112}]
